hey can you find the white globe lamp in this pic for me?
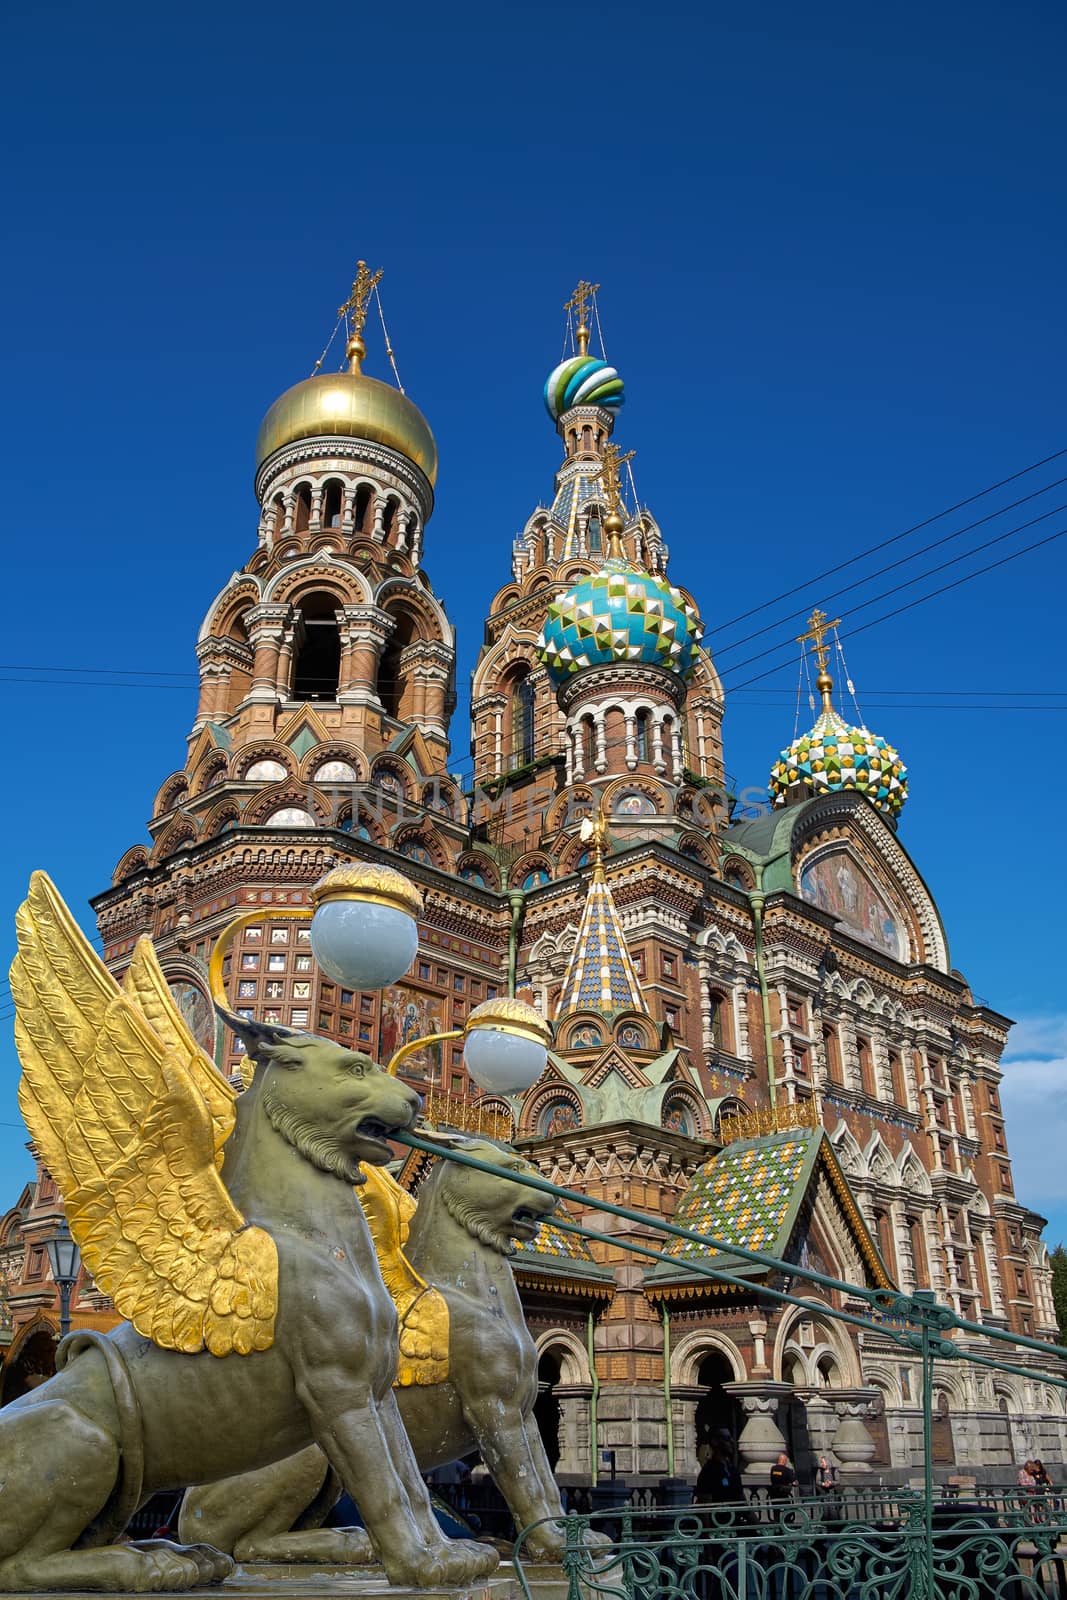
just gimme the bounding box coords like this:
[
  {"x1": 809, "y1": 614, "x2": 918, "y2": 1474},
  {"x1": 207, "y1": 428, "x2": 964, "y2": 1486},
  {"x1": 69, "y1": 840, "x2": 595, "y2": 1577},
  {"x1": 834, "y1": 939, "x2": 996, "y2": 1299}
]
[
  {"x1": 309, "y1": 864, "x2": 422, "y2": 991},
  {"x1": 462, "y1": 998, "x2": 551, "y2": 1095}
]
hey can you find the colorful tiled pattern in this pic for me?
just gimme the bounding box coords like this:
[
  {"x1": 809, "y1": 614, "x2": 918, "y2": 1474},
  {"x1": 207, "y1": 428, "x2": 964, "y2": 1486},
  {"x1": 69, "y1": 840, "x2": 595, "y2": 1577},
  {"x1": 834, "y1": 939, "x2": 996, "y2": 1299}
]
[
  {"x1": 769, "y1": 706, "x2": 908, "y2": 818},
  {"x1": 538, "y1": 569, "x2": 701, "y2": 684},
  {"x1": 515, "y1": 1203, "x2": 596, "y2": 1263},
  {"x1": 544, "y1": 355, "x2": 625, "y2": 420},
  {"x1": 667, "y1": 1132, "x2": 817, "y2": 1259},
  {"x1": 556, "y1": 867, "x2": 648, "y2": 1018}
]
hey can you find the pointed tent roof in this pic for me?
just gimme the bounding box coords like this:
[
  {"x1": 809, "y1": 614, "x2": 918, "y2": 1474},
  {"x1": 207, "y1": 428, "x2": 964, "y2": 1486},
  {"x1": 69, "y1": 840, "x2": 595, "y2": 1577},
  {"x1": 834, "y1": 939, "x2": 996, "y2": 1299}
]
[
  {"x1": 556, "y1": 853, "x2": 648, "y2": 1019},
  {"x1": 646, "y1": 1124, "x2": 892, "y2": 1294}
]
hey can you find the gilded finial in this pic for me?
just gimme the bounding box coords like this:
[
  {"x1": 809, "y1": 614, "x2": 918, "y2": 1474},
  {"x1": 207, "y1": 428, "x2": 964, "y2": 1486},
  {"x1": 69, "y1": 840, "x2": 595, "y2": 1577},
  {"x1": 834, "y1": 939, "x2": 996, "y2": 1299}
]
[
  {"x1": 339, "y1": 261, "x2": 384, "y2": 374},
  {"x1": 797, "y1": 607, "x2": 842, "y2": 713},
  {"x1": 565, "y1": 280, "x2": 600, "y2": 357},
  {"x1": 579, "y1": 807, "x2": 609, "y2": 881},
  {"x1": 600, "y1": 441, "x2": 635, "y2": 560}
]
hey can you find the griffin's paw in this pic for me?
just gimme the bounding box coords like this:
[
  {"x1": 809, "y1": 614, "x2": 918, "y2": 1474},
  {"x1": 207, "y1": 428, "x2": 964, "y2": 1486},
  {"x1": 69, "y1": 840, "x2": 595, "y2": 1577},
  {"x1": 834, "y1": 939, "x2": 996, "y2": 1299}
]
[
  {"x1": 132, "y1": 1540, "x2": 234, "y2": 1585},
  {"x1": 434, "y1": 1540, "x2": 500, "y2": 1583}
]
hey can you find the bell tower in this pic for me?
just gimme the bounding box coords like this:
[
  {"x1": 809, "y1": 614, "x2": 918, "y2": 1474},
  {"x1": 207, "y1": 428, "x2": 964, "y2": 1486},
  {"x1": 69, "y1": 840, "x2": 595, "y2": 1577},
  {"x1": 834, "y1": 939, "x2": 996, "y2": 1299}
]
[
  {"x1": 181, "y1": 264, "x2": 457, "y2": 847},
  {"x1": 470, "y1": 284, "x2": 726, "y2": 866}
]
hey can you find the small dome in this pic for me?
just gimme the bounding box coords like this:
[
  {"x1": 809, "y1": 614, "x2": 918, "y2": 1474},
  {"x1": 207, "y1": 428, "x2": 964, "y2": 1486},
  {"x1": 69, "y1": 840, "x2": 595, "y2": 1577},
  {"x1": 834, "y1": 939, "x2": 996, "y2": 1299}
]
[
  {"x1": 256, "y1": 371, "x2": 437, "y2": 484},
  {"x1": 537, "y1": 568, "x2": 701, "y2": 684},
  {"x1": 769, "y1": 706, "x2": 908, "y2": 818},
  {"x1": 544, "y1": 356, "x2": 624, "y2": 421}
]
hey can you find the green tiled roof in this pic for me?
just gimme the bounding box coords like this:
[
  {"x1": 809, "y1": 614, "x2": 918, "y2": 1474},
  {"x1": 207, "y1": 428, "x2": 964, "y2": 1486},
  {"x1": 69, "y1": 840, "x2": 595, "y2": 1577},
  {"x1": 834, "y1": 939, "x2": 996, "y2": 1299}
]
[{"x1": 649, "y1": 1125, "x2": 890, "y2": 1289}]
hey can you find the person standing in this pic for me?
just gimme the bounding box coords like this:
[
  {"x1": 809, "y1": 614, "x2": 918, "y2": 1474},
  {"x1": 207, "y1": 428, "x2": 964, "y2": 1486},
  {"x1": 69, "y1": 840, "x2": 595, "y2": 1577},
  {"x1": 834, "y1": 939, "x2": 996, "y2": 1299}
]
[
  {"x1": 694, "y1": 1431, "x2": 744, "y2": 1506},
  {"x1": 768, "y1": 1452, "x2": 797, "y2": 1504},
  {"x1": 814, "y1": 1457, "x2": 837, "y2": 1497}
]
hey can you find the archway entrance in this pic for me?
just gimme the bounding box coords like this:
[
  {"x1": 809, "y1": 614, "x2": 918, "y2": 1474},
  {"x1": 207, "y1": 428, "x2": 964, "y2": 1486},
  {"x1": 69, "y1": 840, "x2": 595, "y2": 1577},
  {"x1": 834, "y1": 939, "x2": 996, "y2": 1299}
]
[
  {"x1": 695, "y1": 1351, "x2": 741, "y2": 1457},
  {"x1": 2, "y1": 1326, "x2": 56, "y2": 1405},
  {"x1": 534, "y1": 1350, "x2": 562, "y2": 1470}
]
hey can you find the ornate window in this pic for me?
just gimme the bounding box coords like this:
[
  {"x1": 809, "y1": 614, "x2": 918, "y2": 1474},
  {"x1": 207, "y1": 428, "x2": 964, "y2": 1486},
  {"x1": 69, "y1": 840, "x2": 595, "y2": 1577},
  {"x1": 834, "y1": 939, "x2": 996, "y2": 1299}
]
[
  {"x1": 265, "y1": 806, "x2": 315, "y2": 827},
  {"x1": 245, "y1": 758, "x2": 287, "y2": 782},
  {"x1": 511, "y1": 673, "x2": 536, "y2": 767},
  {"x1": 313, "y1": 759, "x2": 358, "y2": 783},
  {"x1": 635, "y1": 709, "x2": 650, "y2": 763},
  {"x1": 399, "y1": 838, "x2": 433, "y2": 866},
  {"x1": 537, "y1": 1098, "x2": 581, "y2": 1137},
  {"x1": 798, "y1": 848, "x2": 907, "y2": 961},
  {"x1": 662, "y1": 1098, "x2": 696, "y2": 1137}
]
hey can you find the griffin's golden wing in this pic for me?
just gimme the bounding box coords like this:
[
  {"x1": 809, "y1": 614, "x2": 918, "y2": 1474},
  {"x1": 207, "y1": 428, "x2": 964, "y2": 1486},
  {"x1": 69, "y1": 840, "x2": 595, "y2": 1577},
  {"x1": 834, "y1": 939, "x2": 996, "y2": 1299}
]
[
  {"x1": 358, "y1": 1164, "x2": 448, "y2": 1385},
  {"x1": 11, "y1": 871, "x2": 277, "y2": 1356},
  {"x1": 121, "y1": 935, "x2": 236, "y2": 1161}
]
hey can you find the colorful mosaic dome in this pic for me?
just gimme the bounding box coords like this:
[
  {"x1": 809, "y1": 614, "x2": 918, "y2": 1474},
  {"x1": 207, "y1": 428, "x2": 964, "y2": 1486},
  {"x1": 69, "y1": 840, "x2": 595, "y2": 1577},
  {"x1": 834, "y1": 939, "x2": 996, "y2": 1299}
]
[
  {"x1": 537, "y1": 569, "x2": 701, "y2": 684},
  {"x1": 544, "y1": 356, "x2": 624, "y2": 421},
  {"x1": 769, "y1": 706, "x2": 908, "y2": 818}
]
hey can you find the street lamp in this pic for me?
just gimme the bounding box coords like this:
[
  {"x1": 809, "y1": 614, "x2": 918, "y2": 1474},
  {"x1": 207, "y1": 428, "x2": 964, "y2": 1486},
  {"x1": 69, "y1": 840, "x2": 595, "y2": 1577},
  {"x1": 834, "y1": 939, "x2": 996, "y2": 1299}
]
[
  {"x1": 208, "y1": 862, "x2": 551, "y2": 1100},
  {"x1": 44, "y1": 1217, "x2": 81, "y2": 1339},
  {"x1": 208, "y1": 863, "x2": 425, "y2": 1012},
  {"x1": 385, "y1": 996, "x2": 551, "y2": 1095}
]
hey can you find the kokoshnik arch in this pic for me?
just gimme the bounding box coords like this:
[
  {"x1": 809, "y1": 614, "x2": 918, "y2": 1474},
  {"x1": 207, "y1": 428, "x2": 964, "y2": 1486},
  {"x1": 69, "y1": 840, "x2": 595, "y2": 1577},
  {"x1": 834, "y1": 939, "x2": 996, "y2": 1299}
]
[{"x1": 1, "y1": 272, "x2": 1059, "y2": 1487}]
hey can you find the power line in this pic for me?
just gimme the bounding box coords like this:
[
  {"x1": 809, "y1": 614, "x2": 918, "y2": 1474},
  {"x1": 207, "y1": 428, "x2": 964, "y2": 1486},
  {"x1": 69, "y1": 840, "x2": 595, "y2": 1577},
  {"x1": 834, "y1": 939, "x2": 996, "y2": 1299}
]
[
  {"x1": 708, "y1": 475, "x2": 1067, "y2": 659},
  {"x1": 703, "y1": 444, "x2": 1067, "y2": 639},
  {"x1": 725, "y1": 522, "x2": 1067, "y2": 693},
  {"x1": 717, "y1": 498, "x2": 1067, "y2": 683}
]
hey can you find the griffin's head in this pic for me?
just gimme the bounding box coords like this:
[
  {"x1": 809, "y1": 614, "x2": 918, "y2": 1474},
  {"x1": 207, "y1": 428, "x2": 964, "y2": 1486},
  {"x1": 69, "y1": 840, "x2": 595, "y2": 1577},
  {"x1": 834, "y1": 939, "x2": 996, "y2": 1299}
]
[
  {"x1": 220, "y1": 1008, "x2": 420, "y2": 1180},
  {"x1": 422, "y1": 1135, "x2": 557, "y2": 1255}
]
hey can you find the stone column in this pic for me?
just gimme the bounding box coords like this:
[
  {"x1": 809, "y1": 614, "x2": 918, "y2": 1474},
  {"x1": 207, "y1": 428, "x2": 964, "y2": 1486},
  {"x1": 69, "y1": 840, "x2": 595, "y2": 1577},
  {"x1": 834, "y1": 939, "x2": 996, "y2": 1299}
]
[
  {"x1": 553, "y1": 1385, "x2": 593, "y2": 1479},
  {"x1": 243, "y1": 603, "x2": 290, "y2": 706},
  {"x1": 670, "y1": 1384, "x2": 704, "y2": 1480},
  {"x1": 723, "y1": 1381, "x2": 793, "y2": 1485},
  {"x1": 827, "y1": 1388, "x2": 879, "y2": 1482}
]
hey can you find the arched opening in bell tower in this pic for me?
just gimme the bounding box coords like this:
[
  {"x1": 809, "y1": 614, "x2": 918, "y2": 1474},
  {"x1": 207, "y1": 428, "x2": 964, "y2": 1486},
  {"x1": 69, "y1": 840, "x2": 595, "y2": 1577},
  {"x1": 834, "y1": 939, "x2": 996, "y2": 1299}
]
[
  {"x1": 377, "y1": 609, "x2": 417, "y2": 721},
  {"x1": 292, "y1": 592, "x2": 341, "y2": 701}
]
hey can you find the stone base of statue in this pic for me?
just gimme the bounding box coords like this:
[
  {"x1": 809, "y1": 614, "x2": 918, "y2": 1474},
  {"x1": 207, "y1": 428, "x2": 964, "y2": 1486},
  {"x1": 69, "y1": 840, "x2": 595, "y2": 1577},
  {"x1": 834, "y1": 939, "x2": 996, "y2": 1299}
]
[{"x1": 0, "y1": 1572, "x2": 522, "y2": 1600}]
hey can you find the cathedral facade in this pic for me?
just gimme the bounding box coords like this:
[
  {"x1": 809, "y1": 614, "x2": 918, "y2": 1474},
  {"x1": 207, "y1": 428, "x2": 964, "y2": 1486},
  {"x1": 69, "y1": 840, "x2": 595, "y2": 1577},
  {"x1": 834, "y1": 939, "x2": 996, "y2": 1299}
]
[{"x1": 1, "y1": 279, "x2": 1061, "y2": 1487}]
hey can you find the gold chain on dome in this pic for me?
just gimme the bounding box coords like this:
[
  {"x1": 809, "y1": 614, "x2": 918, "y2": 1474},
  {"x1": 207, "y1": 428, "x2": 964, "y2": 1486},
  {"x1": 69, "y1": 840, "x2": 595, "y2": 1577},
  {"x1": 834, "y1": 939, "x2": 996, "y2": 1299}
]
[
  {"x1": 717, "y1": 1098, "x2": 819, "y2": 1147},
  {"x1": 338, "y1": 261, "x2": 384, "y2": 374}
]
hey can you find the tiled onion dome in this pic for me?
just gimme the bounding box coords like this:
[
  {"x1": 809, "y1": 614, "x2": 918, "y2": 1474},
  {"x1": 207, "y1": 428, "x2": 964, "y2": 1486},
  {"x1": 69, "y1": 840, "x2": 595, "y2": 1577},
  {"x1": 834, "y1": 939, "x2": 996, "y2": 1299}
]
[
  {"x1": 544, "y1": 356, "x2": 624, "y2": 420},
  {"x1": 769, "y1": 706, "x2": 908, "y2": 818},
  {"x1": 537, "y1": 569, "x2": 701, "y2": 684}
]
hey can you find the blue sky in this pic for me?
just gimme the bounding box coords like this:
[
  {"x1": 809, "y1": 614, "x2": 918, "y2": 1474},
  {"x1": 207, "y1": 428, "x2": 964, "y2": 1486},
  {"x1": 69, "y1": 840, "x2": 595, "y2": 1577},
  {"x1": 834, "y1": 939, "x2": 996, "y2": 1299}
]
[{"x1": 2, "y1": 2, "x2": 1066, "y2": 1233}]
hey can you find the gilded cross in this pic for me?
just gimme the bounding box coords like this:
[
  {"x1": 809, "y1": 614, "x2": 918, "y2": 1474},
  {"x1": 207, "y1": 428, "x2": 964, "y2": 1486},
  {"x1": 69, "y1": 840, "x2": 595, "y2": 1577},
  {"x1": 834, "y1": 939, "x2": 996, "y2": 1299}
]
[
  {"x1": 600, "y1": 442, "x2": 635, "y2": 514},
  {"x1": 796, "y1": 607, "x2": 841, "y2": 674},
  {"x1": 564, "y1": 280, "x2": 600, "y2": 355},
  {"x1": 338, "y1": 261, "x2": 384, "y2": 340}
]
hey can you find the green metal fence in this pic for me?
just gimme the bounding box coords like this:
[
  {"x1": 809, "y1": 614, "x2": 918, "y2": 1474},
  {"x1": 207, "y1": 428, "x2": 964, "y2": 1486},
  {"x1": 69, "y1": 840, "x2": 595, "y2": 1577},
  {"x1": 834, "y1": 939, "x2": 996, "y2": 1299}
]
[{"x1": 395, "y1": 1132, "x2": 1067, "y2": 1599}]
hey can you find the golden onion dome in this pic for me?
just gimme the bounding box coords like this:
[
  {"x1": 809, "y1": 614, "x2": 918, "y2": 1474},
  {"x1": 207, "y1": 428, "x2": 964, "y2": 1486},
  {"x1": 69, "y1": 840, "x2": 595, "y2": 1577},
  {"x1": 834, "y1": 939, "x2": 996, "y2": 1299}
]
[{"x1": 255, "y1": 370, "x2": 438, "y2": 485}]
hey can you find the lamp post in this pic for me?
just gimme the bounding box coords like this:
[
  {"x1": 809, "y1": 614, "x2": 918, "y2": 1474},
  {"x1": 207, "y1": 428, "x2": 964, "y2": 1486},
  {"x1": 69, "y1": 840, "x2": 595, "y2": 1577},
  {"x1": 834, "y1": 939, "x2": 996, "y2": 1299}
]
[
  {"x1": 44, "y1": 1217, "x2": 81, "y2": 1339},
  {"x1": 208, "y1": 863, "x2": 551, "y2": 1102}
]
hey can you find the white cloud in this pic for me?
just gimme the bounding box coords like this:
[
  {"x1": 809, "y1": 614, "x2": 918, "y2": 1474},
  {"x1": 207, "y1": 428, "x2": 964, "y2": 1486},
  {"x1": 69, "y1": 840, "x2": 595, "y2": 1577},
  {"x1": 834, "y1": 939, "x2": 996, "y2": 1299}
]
[{"x1": 1000, "y1": 1015, "x2": 1067, "y2": 1234}]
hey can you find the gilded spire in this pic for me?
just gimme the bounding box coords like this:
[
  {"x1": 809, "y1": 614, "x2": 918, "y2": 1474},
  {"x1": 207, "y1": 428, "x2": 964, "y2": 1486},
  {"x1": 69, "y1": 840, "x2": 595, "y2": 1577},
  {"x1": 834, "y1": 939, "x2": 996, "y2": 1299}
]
[
  {"x1": 600, "y1": 441, "x2": 635, "y2": 560},
  {"x1": 339, "y1": 261, "x2": 384, "y2": 375},
  {"x1": 797, "y1": 607, "x2": 842, "y2": 715},
  {"x1": 564, "y1": 280, "x2": 599, "y2": 358},
  {"x1": 556, "y1": 813, "x2": 647, "y2": 1018}
]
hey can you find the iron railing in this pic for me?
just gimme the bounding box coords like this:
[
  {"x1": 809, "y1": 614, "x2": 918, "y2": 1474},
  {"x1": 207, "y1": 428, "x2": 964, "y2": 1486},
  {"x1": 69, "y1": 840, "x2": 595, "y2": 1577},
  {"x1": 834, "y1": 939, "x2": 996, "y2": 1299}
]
[
  {"x1": 515, "y1": 1496, "x2": 1067, "y2": 1600},
  {"x1": 394, "y1": 1130, "x2": 1067, "y2": 1599}
]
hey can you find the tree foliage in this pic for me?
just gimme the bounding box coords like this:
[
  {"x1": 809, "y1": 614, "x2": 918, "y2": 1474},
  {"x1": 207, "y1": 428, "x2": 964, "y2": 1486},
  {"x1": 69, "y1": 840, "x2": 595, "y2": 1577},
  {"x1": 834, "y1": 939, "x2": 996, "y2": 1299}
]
[{"x1": 1049, "y1": 1243, "x2": 1067, "y2": 1342}]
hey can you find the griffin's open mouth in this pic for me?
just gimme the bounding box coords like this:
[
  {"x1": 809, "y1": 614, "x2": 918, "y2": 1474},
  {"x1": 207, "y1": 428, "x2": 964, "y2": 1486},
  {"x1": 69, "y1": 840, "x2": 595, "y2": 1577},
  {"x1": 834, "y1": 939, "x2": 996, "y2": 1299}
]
[
  {"x1": 353, "y1": 1116, "x2": 401, "y2": 1155},
  {"x1": 510, "y1": 1205, "x2": 544, "y2": 1239}
]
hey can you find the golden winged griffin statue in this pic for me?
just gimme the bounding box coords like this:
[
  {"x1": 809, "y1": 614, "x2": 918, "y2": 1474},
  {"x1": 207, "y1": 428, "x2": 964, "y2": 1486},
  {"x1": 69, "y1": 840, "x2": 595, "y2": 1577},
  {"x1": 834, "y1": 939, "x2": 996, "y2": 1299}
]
[{"x1": 0, "y1": 872, "x2": 574, "y2": 1592}]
